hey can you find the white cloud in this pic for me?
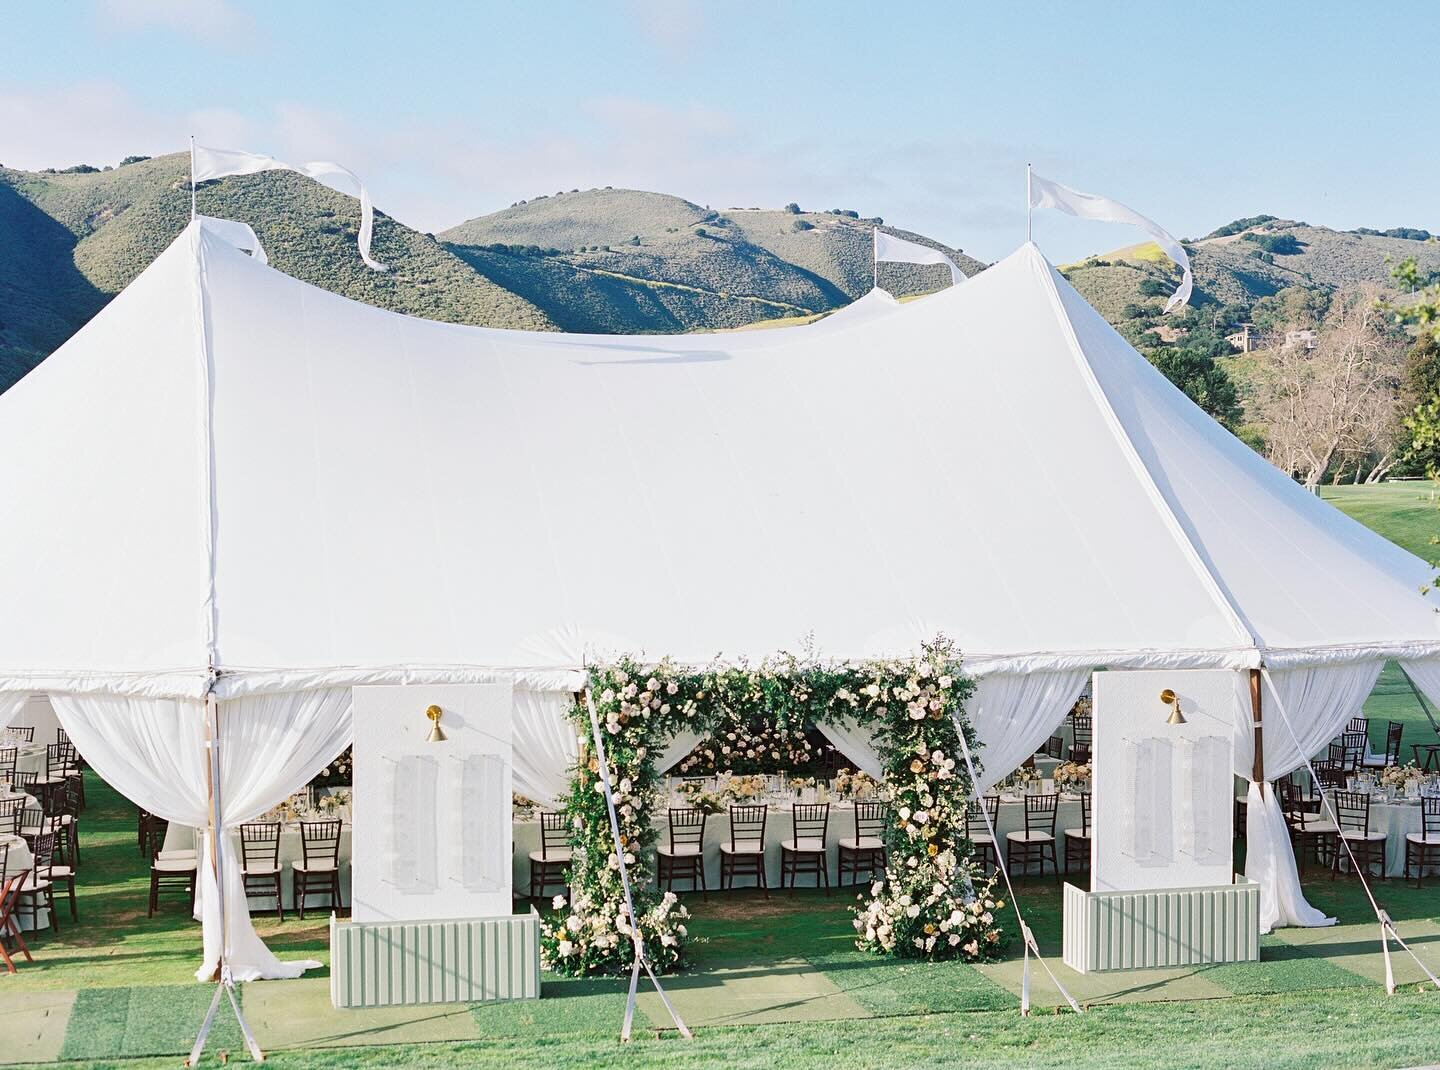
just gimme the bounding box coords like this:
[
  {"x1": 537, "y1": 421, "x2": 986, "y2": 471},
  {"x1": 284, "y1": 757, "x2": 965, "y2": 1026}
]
[
  {"x1": 0, "y1": 81, "x2": 1043, "y2": 259},
  {"x1": 0, "y1": 83, "x2": 253, "y2": 170},
  {"x1": 96, "y1": 0, "x2": 254, "y2": 43}
]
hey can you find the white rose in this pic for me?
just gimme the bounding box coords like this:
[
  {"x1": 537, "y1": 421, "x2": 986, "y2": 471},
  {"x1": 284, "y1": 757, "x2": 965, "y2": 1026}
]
[
  {"x1": 557, "y1": 940, "x2": 575, "y2": 957},
  {"x1": 552, "y1": 895, "x2": 566, "y2": 909}
]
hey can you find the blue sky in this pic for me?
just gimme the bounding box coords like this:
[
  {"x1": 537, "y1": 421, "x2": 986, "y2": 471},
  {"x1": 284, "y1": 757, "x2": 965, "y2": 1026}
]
[{"x1": 3, "y1": 0, "x2": 1438, "y2": 262}]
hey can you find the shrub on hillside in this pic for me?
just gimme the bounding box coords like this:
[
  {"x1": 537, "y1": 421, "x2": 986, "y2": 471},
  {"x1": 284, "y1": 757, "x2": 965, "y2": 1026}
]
[
  {"x1": 792, "y1": 219, "x2": 814, "y2": 232},
  {"x1": 1242, "y1": 232, "x2": 1301, "y2": 255},
  {"x1": 784, "y1": 202, "x2": 801, "y2": 214}
]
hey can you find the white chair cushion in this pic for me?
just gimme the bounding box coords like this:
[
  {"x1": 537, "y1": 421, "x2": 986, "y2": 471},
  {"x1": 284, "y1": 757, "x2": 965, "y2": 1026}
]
[
  {"x1": 656, "y1": 844, "x2": 701, "y2": 857},
  {"x1": 781, "y1": 837, "x2": 826, "y2": 852},
  {"x1": 1063, "y1": 828, "x2": 1090, "y2": 840},
  {"x1": 19, "y1": 874, "x2": 51, "y2": 891},
  {"x1": 719, "y1": 841, "x2": 763, "y2": 855},
  {"x1": 528, "y1": 848, "x2": 571, "y2": 863},
  {"x1": 152, "y1": 857, "x2": 196, "y2": 873},
  {"x1": 47, "y1": 864, "x2": 74, "y2": 879},
  {"x1": 967, "y1": 833, "x2": 995, "y2": 846},
  {"x1": 1291, "y1": 820, "x2": 1337, "y2": 834},
  {"x1": 293, "y1": 859, "x2": 338, "y2": 873},
  {"x1": 838, "y1": 836, "x2": 884, "y2": 850},
  {"x1": 1405, "y1": 832, "x2": 1440, "y2": 845},
  {"x1": 242, "y1": 864, "x2": 281, "y2": 875},
  {"x1": 1006, "y1": 830, "x2": 1054, "y2": 843},
  {"x1": 158, "y1": 849, "x2": 198, "y2": 862},
  {"x1": 1340, "y1": 829, "x2": 1385, "y2": 842}
]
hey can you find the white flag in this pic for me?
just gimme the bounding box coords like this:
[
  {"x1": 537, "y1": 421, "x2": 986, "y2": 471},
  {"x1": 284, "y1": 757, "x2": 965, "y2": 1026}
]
[
  {"x1": 1028, "y1": 171, "x2": 1191, "y2": 312},
  {"x1": 196, "y1": 215, "x2": 267, "y2": 266},
  {"x1": 192, "y1": 145, "x2": 387, "y2": 271},
  {"x1": 873, "y1": 229, "x2": 966, "y2": 286}
]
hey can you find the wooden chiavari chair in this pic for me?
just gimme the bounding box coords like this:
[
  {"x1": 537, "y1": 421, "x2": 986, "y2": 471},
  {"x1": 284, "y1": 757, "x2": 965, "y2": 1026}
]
[
  {"x1": 656, "y1": 808, "x2": 707, "y2": 899},
  {"x1": 719, "y1": 804, "x2": 768, "y2": 895},
  {"x1": 1006, "y1": 793, "x2": 1059, "y2": 878},
  {"x1": 240, "y1": 822, "x2": 284, "y2": 920},
  {"x1": 780, "y1": 803, "x2": 830, "y2": 894},
  {"x1": 146, "y1": 818, "x2": 196, "y2": 916},
  {"x1": 1063, "y1": 791, "x2": 1092, "y2": 875},
  {"x1": 0, "y1": 843, "x2": 35, "y2": 974},
  {"x1": 964, "y1": 795, "x2": 1000, "y2": 875},
  {"x1": 527, "y1": 811, "x2": 572, "y2": 900},
  {"x1": 838, "y1": 802, "x2": 888, "y2": 886},
  {"x1": 293, "y1": 819, "x2": 343, "y2": 919},
  {"x1": 1404, "y1": 797, "x2": 1440, "y2": 888}
]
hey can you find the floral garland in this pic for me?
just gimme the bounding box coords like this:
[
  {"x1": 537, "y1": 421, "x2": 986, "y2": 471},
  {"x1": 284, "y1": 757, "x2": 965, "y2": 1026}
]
[
  {"x1": 539, "y1": 638, "x2": 1006, "y2": 976},
  {"x1": 852, "y1": 642, "x2": 1008, "y2": 961}
]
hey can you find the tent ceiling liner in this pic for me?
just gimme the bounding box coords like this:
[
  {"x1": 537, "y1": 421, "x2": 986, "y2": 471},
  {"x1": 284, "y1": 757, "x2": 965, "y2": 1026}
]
[{"x1": 1, "y1": 222, "x2": 1437, "y2": 700}]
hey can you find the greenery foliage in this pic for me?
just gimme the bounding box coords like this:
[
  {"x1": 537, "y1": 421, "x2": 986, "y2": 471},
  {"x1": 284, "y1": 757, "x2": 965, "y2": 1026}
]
[{"x1": 539, "y1": 639, "x2": 997, "y2": 977}]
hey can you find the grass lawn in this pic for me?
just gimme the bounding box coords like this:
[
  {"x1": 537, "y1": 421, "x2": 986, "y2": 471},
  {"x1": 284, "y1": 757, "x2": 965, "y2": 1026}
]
[
  {"x1": 4, "y1": 483, "x2": 1440, "y2": 1069},
  {"x1": 5, "y1": 773, "x2": 1440, "y2": 1070}
]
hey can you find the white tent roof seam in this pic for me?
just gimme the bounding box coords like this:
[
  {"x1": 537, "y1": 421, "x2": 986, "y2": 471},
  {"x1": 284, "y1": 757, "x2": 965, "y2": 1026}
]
[{"x1": 0, "y1": 220, "x2": 1437, "y2": 701}]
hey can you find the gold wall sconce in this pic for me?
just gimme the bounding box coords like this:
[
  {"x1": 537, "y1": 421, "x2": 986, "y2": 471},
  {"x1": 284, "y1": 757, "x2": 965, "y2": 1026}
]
[
  {"x1": 425, "y1": 704, "x2": 448, "y2": 743},
  {"x1": 1159, "y1": 689, "x2": 1188, "y2": 726}
]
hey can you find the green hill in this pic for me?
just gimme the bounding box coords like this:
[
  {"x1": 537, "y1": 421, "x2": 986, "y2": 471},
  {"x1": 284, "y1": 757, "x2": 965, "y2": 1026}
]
[
  {"x1": 0, "y1": 153, "x2": 557, "y2": 390},
  {"x1": 439, "y1": 189, "x2": 984, "y2": 333},
  {"x1": 1061, "y1": 218, "x2": 1440, "y2": 322},
  {"x1": 0, "y1": 163, "x2": 984, "y2": 389}
]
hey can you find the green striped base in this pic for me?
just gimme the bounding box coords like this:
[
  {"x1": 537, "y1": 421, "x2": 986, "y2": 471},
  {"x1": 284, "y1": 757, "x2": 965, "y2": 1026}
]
[
  {"x1": 329, "y1": 910, "x2": 542, "y2": 1008},
  {"x1": 1062, "y1": 878, "x2": 1260, "y2": 973}
]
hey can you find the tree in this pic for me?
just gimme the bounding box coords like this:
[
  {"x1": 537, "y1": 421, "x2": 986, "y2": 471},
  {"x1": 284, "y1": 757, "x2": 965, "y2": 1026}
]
[
  {"x1": 783, "y1": 202, "x2": 801, "y2": 214},
  {"x1": 1148, "y1": 347, "x2": 1242, "y2": 429},
  {"x1": 1249, "y1": 284, "x2": 1406, "y2": 489}
]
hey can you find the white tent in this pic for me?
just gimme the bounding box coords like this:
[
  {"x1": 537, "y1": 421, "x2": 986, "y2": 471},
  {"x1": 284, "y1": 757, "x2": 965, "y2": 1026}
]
[{"x1": 3, "y1": 221, "x2": 1439, "y2": 975}]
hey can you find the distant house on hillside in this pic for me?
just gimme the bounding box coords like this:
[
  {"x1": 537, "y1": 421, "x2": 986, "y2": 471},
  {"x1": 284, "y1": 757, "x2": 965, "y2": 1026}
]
[
  {"x1": 1226, "y1": 323, "x2": 1258, "y2": 352},
  {"x1": 1283, "y1": 329, "x2": 1319, "y2": 351}
]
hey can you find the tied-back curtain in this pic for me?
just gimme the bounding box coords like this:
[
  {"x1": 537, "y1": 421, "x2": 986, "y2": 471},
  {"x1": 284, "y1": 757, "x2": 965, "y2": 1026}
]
[
  {"x1": 656, "y1": 727, "x2": 707, "y2": 776},
  {"x1": 1399, "y1": 658, "x2": 1440, "y2": 720},
  {"x1": 512, "y1": 689, "x2": 581, "y2": 807},
  {"x1": 0, "y1": 691, "x2": 29, "y2": 730},
  {"x1": 1231, "y1": 662, "x2": 1382, "y2": 932},
  {"x1": 51, "y1": 688, "x2": 352, "y2": 982},
  {"x1": 815, "y1": 717, "x2": 882, "y2": 779},
  {"x1": 968, "y1": 670, "x2": 1091, "y2": 793}
]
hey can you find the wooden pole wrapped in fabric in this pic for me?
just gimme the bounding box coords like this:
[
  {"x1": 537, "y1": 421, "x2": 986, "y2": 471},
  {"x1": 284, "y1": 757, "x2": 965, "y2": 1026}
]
[{"x1": 1250, "y1": 668, "x2": 1264, "y2": 783}]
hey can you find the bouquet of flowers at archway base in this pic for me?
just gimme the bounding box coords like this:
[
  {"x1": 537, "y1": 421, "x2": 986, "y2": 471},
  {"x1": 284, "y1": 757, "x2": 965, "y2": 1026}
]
[{"x1": 539, "y1": 637, "x2": 1008, "y2": 976}]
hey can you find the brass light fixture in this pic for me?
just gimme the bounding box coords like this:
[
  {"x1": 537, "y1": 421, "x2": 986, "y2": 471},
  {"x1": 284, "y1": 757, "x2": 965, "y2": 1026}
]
[
  {"x1": 1159, "y1": 689, "x2": 1188, "y2": 726},
  {"x1": 424, "y1": 703, "x2": 448, "y2": 743}
]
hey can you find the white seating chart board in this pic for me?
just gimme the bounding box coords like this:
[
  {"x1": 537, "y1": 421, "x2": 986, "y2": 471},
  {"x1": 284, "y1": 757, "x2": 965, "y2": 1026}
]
[
  {"x1": 352, "y1": 683, "x2": 514, "y2": 923},
  {"x1": 1091, "y1": 669, "x2": 1237, "y2": 893}
]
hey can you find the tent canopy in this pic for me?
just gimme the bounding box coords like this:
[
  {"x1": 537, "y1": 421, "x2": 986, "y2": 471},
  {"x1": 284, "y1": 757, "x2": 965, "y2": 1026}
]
[{"x1": 1, "y1": 221, "x2": 1436, "y2": 700}]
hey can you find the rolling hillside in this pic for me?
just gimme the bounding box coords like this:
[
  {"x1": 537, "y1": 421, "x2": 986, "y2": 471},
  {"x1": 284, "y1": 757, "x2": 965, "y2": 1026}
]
[
  {"x1": 440, "y1": 189, "x2": 985, "y2": 333},
  {"x1": 0, "y1": 157, "x2": 981, "y2": 390},
  {"x1": 1061, "y1": 218, "x2": 1440, "y2": 322}
]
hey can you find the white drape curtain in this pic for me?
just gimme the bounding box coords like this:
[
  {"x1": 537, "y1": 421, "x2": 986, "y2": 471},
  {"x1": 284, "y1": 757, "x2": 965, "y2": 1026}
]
[
  {"x1": 51, "y1": 688, "x2": 352, "y2": 981},
  {"x1": 968, "y1": 670, "x2": 1091, "y2": 793},
  {"x1": 1399, "y1": 658, "x2": 1440, "y2": 719},
  {"x1": 0, "y1": 691, "x2": 27, "y2": 729},
  {"x1": 656, "y1": 727, "x2": 706, "y2": 776},
  {"x1": 512, "y1": 689, "x2": 580, "y2": 808},
  {"x1": 1230, "y1": 662, "x2": 1382, "y2": 933},
  {"x1": 815, "y1": 716, "x2": 883, "y2": 779}
]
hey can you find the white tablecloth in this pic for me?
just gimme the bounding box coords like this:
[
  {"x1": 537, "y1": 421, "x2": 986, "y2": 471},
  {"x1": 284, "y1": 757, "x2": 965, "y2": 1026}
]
[
  {"x1": 1, "y1": 832, "x2": 48, "y2": 932},
  {"x1": 9, "y1": 743, "x2": 47, "y2": 779},
  {"x1": 164, "y1": 823, "x2": 353, "y2": 911},
  {"x1": 1242, "y1": 791, "x2": 1430, "y2": 877}
]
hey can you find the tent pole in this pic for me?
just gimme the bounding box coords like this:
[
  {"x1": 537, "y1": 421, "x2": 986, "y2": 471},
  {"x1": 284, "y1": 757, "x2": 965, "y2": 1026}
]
[
  {"x1": 1249, "y1": 668, "x2": 1264, "y2": 783},
  {"x1": 186, "y1": 686, "x2": 265, "y2": 1066},
  {"x1": 189, "y1": 135, "x2": 197, "y2": 222},
  {"x1": 872, "y1": 226, "x2": 878, "y2": 292},
  {"x1": 1026, "y1": 163, "x2": 1032, "y2": 244}
]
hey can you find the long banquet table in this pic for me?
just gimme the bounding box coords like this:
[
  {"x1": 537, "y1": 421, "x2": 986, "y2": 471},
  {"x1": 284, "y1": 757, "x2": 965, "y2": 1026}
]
[
  {"x1": 163, "y1": 823, "x2": 354, "y2": 911},
  {"x1": 512, "y1": 787, "x2": 1088, "y2": 895}
]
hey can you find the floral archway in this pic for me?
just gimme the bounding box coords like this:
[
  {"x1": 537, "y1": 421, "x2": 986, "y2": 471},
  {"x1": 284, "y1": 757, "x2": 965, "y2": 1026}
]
[{"x1": 540, "y1": 637, "x2": 1010, "y2": 975}]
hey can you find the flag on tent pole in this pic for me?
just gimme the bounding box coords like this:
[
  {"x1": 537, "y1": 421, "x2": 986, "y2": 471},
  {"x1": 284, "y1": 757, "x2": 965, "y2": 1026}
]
[
  {"x1": 873, "y1": 229, "x2": 966, "y2": 287},
  {"x1": 1028, "y1": 171, "x2": 1192, "y2": 313},
  {"x1": 191, "y1": 145, "x2": 388, "y2": 271}
]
